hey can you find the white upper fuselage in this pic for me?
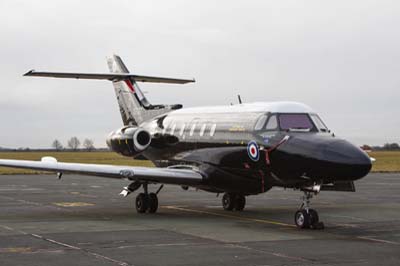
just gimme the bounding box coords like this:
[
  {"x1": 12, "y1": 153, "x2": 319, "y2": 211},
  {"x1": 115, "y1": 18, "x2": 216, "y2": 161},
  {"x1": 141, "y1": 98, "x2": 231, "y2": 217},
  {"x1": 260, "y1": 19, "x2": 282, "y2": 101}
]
[
  {"x1": 140, "y1": 101, "x2": 319, "y2": 143},
  {"x1": 170, "y1": 101, "x2": 315, "y2": 115}
]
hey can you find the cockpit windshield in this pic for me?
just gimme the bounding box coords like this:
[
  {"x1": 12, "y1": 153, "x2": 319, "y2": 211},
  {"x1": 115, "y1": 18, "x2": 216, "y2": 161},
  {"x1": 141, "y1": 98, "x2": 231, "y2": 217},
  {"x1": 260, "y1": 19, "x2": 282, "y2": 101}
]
[
  {"x1": 278, "y1": 114, "x2": 316, "y2": 132},
  {"x1": 255, "y1": 113, "x2": 329, "y2": 133}
]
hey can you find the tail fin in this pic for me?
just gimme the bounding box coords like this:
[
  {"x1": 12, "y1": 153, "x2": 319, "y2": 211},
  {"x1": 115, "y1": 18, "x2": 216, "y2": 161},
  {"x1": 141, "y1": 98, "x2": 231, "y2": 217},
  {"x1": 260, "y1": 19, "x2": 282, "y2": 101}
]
[
  {"x1": 107, "y1": 55, "x2": 182, "y2": 126},
  {"x1": 24, "y1": 55, "x2": 194, "y2": 126}
]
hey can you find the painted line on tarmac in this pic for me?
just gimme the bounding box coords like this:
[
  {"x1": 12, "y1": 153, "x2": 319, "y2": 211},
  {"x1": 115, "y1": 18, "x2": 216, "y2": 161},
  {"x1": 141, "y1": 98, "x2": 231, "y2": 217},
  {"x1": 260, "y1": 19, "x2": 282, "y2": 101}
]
[
  {"x1": 0, "y1": 188, "x2": 44, "y2": 191},
  {"x1": 0, "y1": 195, "x2": 68, "y2": 212},
  {"x1": 31, "y1": 233, "x2": 133, "y2": 266},
  {"x1": 53, "y1": 202, "x2": 95, "y2": 207},
  {"x1": 0, "y1": 247, "x2": 34, "y2": 253},
  {"x1": 0, "y1": 224, "x2": 134, "y2": 266},
  {"x1": 116, "y1": 243, "x2": 197, "y2": 249},
  {"x1": 325, "y1": 214, "x2": 369, "y2": 222},
  {"x1": 226, "y1": 243, "x2": 312, "y2": 263},
  {"x1": 163, "y1": 206, "x2": 295, "y2": 228},
  {"x1": 357, "y1": 236, "x2": 400, "y2": 245}
]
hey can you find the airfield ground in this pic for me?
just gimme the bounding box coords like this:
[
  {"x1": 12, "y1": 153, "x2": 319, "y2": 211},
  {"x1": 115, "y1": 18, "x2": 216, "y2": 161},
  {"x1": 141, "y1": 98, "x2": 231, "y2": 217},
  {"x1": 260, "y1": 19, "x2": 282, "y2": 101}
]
[
  {"x1": 0, "y1": 151, "x2": 399, "y2": 174},
  {"x1": 0, "y1": 173, "x2": 399, "y2": 266}
]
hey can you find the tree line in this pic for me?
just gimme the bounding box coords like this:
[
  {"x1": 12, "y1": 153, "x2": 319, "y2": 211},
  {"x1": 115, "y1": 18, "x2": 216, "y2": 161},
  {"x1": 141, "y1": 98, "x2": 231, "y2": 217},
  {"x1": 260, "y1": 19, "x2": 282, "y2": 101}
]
[
  {"x1": 361, "y1": 143, "x2": 400, "y2": 151},
  {"x1": 52, "y1": 137, "x2": 96, "y2": 151}
]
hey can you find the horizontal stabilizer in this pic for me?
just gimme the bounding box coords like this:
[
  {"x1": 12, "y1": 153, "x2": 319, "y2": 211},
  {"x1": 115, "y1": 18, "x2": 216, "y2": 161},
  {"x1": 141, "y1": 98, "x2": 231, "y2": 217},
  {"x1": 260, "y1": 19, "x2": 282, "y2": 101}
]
[{"x1": 24, "y1": 70, "x2": 195, "y2": 84}]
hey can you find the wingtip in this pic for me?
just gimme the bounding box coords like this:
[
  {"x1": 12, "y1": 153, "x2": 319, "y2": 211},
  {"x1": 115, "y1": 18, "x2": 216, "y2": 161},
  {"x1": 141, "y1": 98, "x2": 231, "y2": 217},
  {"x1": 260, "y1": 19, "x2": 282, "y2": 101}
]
[
  {"x1": 23, "y1": 69, "x2": 35, "y2": 76},
  {"x1": 112, "y1": 54, "x2": 122, "y2": 60}
]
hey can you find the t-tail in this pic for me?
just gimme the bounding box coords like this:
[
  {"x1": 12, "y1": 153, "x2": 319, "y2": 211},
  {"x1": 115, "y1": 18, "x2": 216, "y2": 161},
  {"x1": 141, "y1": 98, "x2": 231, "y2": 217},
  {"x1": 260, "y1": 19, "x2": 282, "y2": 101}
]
[
  {"x1": 24, "y1": 55, "x2": 195, "y2": 126},
  {"x1": 107, "y1": 55, "x2": 188, "y2": 125}
]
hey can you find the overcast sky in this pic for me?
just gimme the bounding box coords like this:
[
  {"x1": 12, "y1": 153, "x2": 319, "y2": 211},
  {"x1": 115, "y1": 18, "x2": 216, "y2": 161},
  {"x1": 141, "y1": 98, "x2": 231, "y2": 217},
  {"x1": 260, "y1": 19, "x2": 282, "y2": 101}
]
[{"x1": 0, "y1": 0, "x2": 399, "y2": 148}]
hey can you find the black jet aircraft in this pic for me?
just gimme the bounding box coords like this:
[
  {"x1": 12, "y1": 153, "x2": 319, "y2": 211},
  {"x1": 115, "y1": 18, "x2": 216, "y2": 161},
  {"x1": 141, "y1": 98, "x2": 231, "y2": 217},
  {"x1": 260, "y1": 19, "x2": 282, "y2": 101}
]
[{"x1": 0, "y1": 55, "x2": 373, "y2": 229}]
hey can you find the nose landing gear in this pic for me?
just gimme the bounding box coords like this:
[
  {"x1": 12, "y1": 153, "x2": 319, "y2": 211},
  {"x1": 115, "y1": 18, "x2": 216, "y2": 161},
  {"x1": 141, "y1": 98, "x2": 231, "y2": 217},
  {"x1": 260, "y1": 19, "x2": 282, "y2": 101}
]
[{"x1": 295, "y1": 191, "x2": 324, "y2": 229}]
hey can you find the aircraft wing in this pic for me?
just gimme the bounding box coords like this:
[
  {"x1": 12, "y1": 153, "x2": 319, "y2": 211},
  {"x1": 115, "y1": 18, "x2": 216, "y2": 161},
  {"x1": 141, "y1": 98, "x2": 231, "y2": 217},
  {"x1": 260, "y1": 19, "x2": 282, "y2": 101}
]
[
  {"x1": 24, "y1": 70, "x2": 195, "y2": 84},
  {"x1": 0, "y1": 158, "x2": 203, "y2": 186}
]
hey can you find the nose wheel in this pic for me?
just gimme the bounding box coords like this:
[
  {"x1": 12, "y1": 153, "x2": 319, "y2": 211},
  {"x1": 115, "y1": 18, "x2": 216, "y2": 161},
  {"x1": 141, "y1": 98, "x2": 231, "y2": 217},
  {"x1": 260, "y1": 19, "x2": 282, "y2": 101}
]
[
  {"x1": 295, "y1": 209, "x2": 320, "y2": 229},
  {"x1": 295, "y1": 191, "x2": 324, "y2": 229},
  {"x1": 222, "y1": 193, "x2": 246, "y2": 211}
]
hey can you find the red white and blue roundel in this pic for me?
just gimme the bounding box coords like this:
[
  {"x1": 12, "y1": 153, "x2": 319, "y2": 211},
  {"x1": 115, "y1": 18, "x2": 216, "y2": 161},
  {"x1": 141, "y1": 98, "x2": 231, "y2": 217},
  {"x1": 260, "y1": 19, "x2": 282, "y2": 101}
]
[{"x1": 247, "y1": 141, "x2": 260, "y2": 162}]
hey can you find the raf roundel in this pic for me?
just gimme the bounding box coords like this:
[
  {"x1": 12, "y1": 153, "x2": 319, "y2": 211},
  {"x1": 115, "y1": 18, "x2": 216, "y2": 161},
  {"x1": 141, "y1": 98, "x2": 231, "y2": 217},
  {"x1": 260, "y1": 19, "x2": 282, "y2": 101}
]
[{"x1": 247, "y1": 141, "x2": 260, "y2": 162}]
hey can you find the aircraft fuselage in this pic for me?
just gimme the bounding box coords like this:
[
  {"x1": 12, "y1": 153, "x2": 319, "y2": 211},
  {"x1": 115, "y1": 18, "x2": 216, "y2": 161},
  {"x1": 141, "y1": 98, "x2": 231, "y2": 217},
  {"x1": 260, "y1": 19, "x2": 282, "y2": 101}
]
[{"x1": 107, "y1": 102, "x2": 372, "y2": 195}]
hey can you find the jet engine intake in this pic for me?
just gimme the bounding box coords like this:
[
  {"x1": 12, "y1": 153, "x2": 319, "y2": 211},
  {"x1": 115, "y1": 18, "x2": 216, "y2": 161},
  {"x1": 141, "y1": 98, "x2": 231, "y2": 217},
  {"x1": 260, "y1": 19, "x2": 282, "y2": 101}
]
[
  {"x1": 106, "y1": 126, "x2": 151, "y2": 157},
  {"x1": 133, "y1": 129, "x2": 151, "y2": 151}
]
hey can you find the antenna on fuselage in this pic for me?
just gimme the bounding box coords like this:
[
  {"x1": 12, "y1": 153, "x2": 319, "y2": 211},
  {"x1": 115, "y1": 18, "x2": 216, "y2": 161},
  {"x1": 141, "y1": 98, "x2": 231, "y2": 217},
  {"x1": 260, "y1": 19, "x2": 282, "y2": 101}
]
[{"x1": 238, "y1": 94, "x2": 242, "y2": 104}]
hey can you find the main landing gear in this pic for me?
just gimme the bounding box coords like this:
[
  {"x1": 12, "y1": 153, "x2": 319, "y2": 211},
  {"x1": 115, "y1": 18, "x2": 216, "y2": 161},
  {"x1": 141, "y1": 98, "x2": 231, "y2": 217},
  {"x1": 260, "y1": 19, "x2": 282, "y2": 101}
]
[
  {"x1": 135, "y1": 192, "x2": 159, "y2": 213},
  {"x1": 222, "y1": 193, "x2": 246, "y2": 211},
  {"x1": 120, "y1": 182, "x2": 163, "y2": 214},
  {"x1": 135, "y1": 183, "x2": 164, "y2": 213},
  {"x1": 294, "y1": 191, "x2": 324, "y2": 229}
]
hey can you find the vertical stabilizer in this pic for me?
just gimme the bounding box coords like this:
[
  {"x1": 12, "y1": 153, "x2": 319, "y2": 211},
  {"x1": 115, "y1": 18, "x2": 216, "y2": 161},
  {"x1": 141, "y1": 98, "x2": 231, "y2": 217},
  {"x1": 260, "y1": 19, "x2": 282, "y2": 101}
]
[{"x1": 107, "y1": 55, "x2": 181, "y2": 126}]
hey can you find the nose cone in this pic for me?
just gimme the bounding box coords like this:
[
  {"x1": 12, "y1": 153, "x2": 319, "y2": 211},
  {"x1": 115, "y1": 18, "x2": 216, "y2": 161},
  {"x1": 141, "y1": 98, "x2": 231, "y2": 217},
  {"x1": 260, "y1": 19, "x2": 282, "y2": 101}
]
[
  {"x1": 278, "y1": 135, "x2": 372, "y2": 181},
  {"x1": 322, "y1": 139, "x2": 372, "y2": 180}
]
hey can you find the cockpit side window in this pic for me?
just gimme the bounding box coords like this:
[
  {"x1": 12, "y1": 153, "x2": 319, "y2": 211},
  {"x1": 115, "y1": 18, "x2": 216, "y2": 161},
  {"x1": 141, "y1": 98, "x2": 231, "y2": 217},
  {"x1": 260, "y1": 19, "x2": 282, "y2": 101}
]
[
  {"x1": 254, "y1": 115, "x2": 268, "y2": 131},
  {"x1": 310, "y1": 114, "x2": 329, "y2": 132},
  {"x1": 265, "y1": 114, "x2": 278, "y2": 131}
]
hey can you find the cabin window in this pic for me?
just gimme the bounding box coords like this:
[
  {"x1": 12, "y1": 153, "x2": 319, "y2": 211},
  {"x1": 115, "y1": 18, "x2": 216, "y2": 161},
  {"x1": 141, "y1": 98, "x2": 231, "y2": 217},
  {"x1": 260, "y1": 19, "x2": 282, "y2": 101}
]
[
  {"x1": 265, "y1": 115, "x2": 278, "y2": 131},
  {"x1": 190, "y1": 124, "x2": 196, "y2": 136},
  {"x1": 180, "y1": 124, "x2": 186, "y2": 136},
  {"x1": 170, "y1": 124, "x2": 176, "y2": 135},
  {"x1": 210, "y1": 124, "x2": 217, "y2": 136},
  {"x1": 254, "y1": 115, "x2": 267, "y2": 130},
  {"x1": 200, "y1": 124, "x2": 207, "y2": 136}
]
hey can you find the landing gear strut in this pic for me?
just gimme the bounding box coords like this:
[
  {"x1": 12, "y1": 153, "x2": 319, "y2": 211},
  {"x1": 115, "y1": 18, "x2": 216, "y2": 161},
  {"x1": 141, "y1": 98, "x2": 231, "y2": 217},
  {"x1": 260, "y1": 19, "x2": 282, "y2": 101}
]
[
  {"x1": 222, "y1": 193, "x2": 246, "y2": 211},
  {"x1": 294, "y1": 191, "x2": 324, "y2": 229}
]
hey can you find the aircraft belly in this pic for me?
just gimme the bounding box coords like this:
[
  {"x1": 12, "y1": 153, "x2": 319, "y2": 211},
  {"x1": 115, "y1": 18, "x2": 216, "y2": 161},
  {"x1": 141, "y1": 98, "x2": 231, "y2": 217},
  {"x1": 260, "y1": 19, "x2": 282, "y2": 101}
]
[{"x1": 143, "y1": 142, "x2": 274, "y2": 195}]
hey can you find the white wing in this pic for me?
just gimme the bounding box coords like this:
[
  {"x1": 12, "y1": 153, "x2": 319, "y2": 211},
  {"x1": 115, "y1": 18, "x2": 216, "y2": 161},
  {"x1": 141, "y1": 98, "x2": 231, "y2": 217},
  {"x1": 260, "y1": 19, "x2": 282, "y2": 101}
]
[{"x1": 0, "y1": 157, "x2": 203, "y2": 186}]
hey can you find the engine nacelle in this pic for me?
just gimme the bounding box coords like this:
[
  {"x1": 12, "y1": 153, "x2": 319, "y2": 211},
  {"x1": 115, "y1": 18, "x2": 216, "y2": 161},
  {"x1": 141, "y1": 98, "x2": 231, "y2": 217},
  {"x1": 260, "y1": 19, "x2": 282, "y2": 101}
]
[{"x1": 106, "y1": 126, "x2": 151, "y2": 157}]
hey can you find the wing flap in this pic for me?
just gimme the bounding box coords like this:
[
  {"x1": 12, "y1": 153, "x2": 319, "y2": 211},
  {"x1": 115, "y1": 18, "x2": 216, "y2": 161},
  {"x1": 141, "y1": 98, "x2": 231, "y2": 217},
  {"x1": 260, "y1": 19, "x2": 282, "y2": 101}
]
[
  {"x1": 0, "y1": 159, "x2": 203, "y2": 186},
  {"x1": 24, "y1": 70, "x2": 195, "y2": 84}
]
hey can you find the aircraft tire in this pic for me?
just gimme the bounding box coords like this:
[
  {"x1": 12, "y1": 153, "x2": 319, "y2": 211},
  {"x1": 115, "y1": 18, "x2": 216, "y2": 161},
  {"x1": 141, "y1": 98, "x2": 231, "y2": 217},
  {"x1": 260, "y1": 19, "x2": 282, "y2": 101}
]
[
  {"x1": 148, "y1": 193, "x2": 158, "y2": 213},
  {"x1": 234, "y1": 195, "x2": 246, "y2": 211},
  {"x1": 308, "y1": 209, "x2": 319, "y2": 225},
  {"x1": 294, "y1": 209, "x2": 311, "y2": 229},
  {"x1": 222, "y1": 193, "x2": 235, "y2": 211},
  {"x1": 136, "y1": 193, "x2": 149, "y2": 213}
]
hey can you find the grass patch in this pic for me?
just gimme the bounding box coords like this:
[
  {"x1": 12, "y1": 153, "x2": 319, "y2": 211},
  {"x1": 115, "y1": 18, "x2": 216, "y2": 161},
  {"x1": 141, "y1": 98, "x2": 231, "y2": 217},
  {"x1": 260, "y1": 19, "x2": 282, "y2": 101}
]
[
  {"x1": 369, "y1": 151, "x2": 400, "y2": 173},
  {"x1": 0, "y1": 150, "x2": 398, "y2": 174}
]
